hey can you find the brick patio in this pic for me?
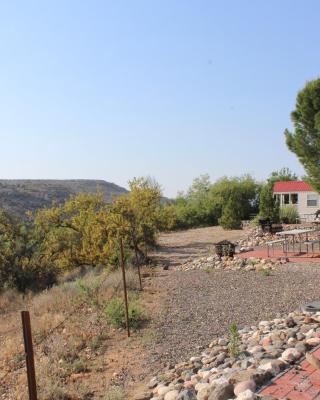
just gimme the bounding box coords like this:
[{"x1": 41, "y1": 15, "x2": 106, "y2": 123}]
[
  {"x1": 259, "y1": 348, "x2": 320, "y2": 399},
  {"x1": 237, "y1": 248, "x2": 320, "y2": 264}
]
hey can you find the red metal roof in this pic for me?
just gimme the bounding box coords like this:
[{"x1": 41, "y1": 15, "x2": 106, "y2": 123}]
[{"x1": 273, "y1": 181, "x2": 313, "y2": 193}]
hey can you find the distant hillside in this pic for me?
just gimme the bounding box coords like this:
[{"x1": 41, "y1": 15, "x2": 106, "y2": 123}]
[{"x1": 0, "y1": 179, "x2": 128, "y2": 217}]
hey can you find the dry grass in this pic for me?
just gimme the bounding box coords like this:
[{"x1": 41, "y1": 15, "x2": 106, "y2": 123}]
[
  {"x1": 0, "y1": 289, "x2": 26, "y2": 313},
  {"x1": 0, "y1": 266, "x2": 142, "y2": 400},
  {"x1": 104, "y1": 386, "x2": 125, "y2": 400}
]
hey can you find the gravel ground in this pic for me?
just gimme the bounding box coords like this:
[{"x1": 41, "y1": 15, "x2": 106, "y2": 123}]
[
  {"x1": 150, "y1": 263, "x2": 320, "y2": 367},
  {"x1": 151, "y1": 226, "x2": 245, "y2": 268}
]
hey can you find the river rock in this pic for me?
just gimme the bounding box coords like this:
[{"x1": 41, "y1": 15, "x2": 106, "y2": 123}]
[
  {"x1": 281, "y1": 348, "x2": 301, "y2": 363},
  {"x1": 208, "y1": 382, "x2": 234, "y2": 400},
  {"x1": 158, "y1": 386, "x2": 171, "y2": 396},
  {"x1": 177, "y1": 389, "x2": 197, "y2": 400},
  {"x1": 164, "y1": 390, "x2": 179, "y2": 400},
  {"x1": 234, "y1": 380, "x2": 256, "y2": 396},
  {"x1": 149, "y1": 377, "x2": 159, "y2": 389},
  {"x1": 236, "y1": 389, "x2": 257, "y2": 400}
]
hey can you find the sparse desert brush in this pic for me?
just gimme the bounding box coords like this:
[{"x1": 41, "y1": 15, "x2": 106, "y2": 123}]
[
  {"x1": 104, "y1": 297, "x2": 145, "y2": 329},
  {"x1": 0, "y1": 264, "x2": 142, "y2": 400},
  {"x1": 37, "y1": 367, "x2": 89, "y2": 400},
  {"x1": 70, "y1": 359, "x2": 88, "y2": 373},
  {"x1": 89, "y1": 334, "x2": 108, "y2": 351},
  {"x1": 101, "y1": 268, "x2": 140, "y2": 292},
  {"x1": 104, "y1": 386, "x2": 125, "y2": 400},
  {"x1": 260, "y1": 269, "x2": 271, "y2": 277},
  {"x1": 2, "y1": 336, "x2": 24, "y2": 365},
  {"x1": 40, "y1": 384, "x2": 72, "y2": 400},
  {"x1": 142, "y1": 328, "x2": 158, "y2": 344},
  {"x1": 0, "y1": 288, "x2": 25, "y2": 313},
  {"x1": 32, "y1": 311, "x2": 65, "y2": 341},
  {"x1": 31, "y1": 282, "x2": 81, "y2": 316}
]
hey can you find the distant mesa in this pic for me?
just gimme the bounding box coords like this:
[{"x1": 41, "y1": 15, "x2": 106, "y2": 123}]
[{"x1": 0, "y1": 179, "x2": 128, "y2": 217}]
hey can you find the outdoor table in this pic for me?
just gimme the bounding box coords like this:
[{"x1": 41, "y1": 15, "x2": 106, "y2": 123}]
[
  {"x1": 276, "y1": 228, "x2": 315, "y2": 256},
  {"x1": 312, "y1": 221, "x2": 320, "y2": 231}
]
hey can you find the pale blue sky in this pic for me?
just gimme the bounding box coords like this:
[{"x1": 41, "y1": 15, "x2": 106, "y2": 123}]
[{"x1": 0, "y1": 1, "x2": 319, "y2": 196}]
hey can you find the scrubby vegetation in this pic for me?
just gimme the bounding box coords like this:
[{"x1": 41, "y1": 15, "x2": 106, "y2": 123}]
[
  {"x1": 166, "y1": 167, "x2": 300, "y2": 230},
  {"x1": 0, "y1": 169, "x2": 301, "y2": 293},
  {"x1": 279, "y1": 205, "x2": 300, "y2": 224},
  {"x1": 0, "y1": 266, "x2": 144, "y2": 400},
  {"x1": 0, "y1": 177, "x2": 173, "y2": 292},
  {"x1": 168, "y1": 174, "x2": 260, "y2": 230},
  {"x1": 104, "y1": 297, "x2": 144, "y2": 329}
]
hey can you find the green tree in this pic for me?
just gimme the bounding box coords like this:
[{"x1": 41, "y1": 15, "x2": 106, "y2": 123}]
[
  {"x1": 218, "y1": 194, "x2": 243, "y2": 229},
  {"x1": 170, "y1": 175, "x2": 259, "y2": 230},
  {"x1": 270, "y1": 167, "x2": 298, "y2": 182},
  {"x1": 259, "y1": 181, "x2": 279, "y2": 221},
  {"x1": 0, "y1": 209, "x2": 57, "y2": 291},
  {"x1": 259, "y1": 168, "x2": 297, "y2": 220},
  {"x1": 112, "y1": 177, "x2": 172, "y2": 257},
  {"x1": 33, "y1": 192, "x2": 112, "y2": 270},
  {"x1": 209, "y1": 175, "x2": 259, "y2": 222},
  {"x1": 285, "y1": 78, "x2": 320, "y2": 192},
  {"x1": 0, "y1": 176, "x2": 174, "y2": 292}
]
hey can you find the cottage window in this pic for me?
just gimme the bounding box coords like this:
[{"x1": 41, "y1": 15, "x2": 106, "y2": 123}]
[
  {"x1": 307, "y1": 194, "x2": 318, "y2": 207},
  {"x1": 283, "y1": 194, "x2": 290, "y2": 204},
  {"x1": 291, "y1": 193, "x2": 298, "y2": 204}
]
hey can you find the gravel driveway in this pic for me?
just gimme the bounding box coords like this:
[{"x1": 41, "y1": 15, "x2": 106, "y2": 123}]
[{"x1": 149, "y1": 263, "x2": 320, "y2": 367}]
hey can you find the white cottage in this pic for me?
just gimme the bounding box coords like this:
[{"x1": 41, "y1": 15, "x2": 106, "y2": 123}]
[{"x1": 273, "y1": 181, "x2": 320, "y2": 221}]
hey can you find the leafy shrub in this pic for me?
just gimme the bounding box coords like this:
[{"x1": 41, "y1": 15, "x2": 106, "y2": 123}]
[
  {"x1": 279, "y1": 205, "x2": 299, "y2": 224},
  {"x1": 104, "y1": 297, "x2": 144, "y2": 329}
]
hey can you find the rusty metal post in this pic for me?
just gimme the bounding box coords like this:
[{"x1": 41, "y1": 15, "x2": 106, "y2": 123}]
[
  {"x1": 120, "y1": 238, "x2": 130, "y2": 337},
  {"x1": 21, "y1": 311, "x2": 38, "y2": 400}
]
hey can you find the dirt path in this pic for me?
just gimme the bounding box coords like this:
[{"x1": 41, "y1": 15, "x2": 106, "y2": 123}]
[{"x1": 151, "y1": 226, "x2": 244, "y2": 268}]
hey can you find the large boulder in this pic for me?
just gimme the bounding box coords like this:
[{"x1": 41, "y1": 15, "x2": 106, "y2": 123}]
[
  {"x1": 208, "y1": 382, "x2": 234, "y2": 400},
  {"x1": 236, "y1": 389, "x2": 257, "y2": 400},
  {"x1": 177, "y1": 389, "x2": 197, "y2": 400},
  {"x1": 234, "y1": 380, "x2": 256, "y2": 396}
]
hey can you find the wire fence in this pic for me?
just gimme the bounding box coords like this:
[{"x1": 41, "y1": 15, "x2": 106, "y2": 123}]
[
  {"x1": 0, "y1": 234, "x2": 142, "y2": 400},
  {"x1": 0, "y1": 271, "x2": 125, "y2": 386}
]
